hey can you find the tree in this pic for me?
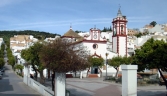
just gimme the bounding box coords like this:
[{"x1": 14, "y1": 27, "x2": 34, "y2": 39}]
[
  {"x1": 14, "y1": 64, "x2": 24, "y2": 75},
  {"x1": 40, "y1": 39, "x2": 90, "y2": 72},
  {"x1": 103, "y1": 27, "x2": 107, "y2": 32},
  {"x1": 0, "y1": 58, "x2": 5, "y2": 68},
  {"x1": 75, "y1": 30, "x2": 83, "y2": 33},
  {"x1": 150, "y1": 21, "x2": 157, "y2": 27},
  {"x1": 88, "y1": 57, "x2": 104, "y2": 76},
  {"x1": 0, "y1": 30, "x2": 60, "y2": 42},
  {"x1": 133, "y1": 38, "x2": 167, "y2": 90},
  {"x1": 108, "y1": 56, "x2": 131, "y2": 78},
  {"x1": 88, "y1": 57, "x2": 104, "y2": 67},
  {"x1": 101, "y1": 27, "x2": 112, "y2": 32},
  {"x1": 135, "y1": 32, "x2": 142, "y2": 38},
  {"x1": 39, "y1": 39, "x2": 91, "y2": 94},
  {"x1": 21, "y1": 42, "x2": 45, "y2": 83},
  {"x1": 6, "y1": 48, "x2": 15, "y2": 68},
  {"x1": 109, "y1": 26, "x2": 112, "y2": 31},
  {"x1": 1, "y1": 43, "x2": 5, "y2": 54}
]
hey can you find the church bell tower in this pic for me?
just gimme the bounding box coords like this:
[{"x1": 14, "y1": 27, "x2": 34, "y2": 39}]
[{"x1": 112, "y1": 7, "x2": 128, "y2": 56}]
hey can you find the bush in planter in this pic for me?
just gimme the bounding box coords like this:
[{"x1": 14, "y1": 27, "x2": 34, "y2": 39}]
[
  {"x1": 110, "y1": 77, "x2": 116, "y2": 81},
  {"x1": 146, "y1": 79, "x2": 159, "y2": 84},
  {"x1": 115, "y1": 77, "x2": 122, "y2": 83},
  {"x1": 137, "y1": 81, "x2": 147, "y2": 86},
  {"x1": 66, "y1": 90, "x2": 70, "y2": 96}
]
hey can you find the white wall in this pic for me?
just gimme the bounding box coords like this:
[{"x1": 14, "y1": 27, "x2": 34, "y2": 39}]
[
  {"x1": 112, "y1": 37, "x2": 117, "y2": 53},
  {"x1": 119, "y1": 37, "x2": 126, "y2": 56},
  {"x1": 148, "y1": 24, "x2": 164, "y2": 33},
  {"x1": 82, "y1": 42, "x2": 107, "y2": 57}
]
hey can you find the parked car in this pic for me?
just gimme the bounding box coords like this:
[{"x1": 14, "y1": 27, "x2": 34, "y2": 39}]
[
  {"x1": 0, "y1": 68, "x2": 5, "y2": 72},
  {"x1": 0, "y1": 71, "x2": 3, "y2": 75},
  {"x1": 0, "y1": 74, "x2": 2, "y2": 79}
]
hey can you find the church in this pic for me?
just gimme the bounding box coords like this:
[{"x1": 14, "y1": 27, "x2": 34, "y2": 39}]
[{"x1": 61, "y1": 8, "x2": 129, "y2": 78}]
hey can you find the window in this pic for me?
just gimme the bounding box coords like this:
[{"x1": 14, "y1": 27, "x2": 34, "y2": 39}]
[
  {"x1": 92, "y1": 44, "x2": 98, "y2": 49},
  {"x1": 121, "y1": 25, "x2": 124, "y2": 31},
  {"x1": 114, "y1": 25, "x2": 117, "y2": 36},
  {"x1": 121, "y1": 25, "x2": 124, "y2": 34}
]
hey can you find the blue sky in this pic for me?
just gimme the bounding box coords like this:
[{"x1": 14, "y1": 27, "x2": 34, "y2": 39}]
[{"x1": 0, "y1": 0, "x2": 167, "y2": 35}]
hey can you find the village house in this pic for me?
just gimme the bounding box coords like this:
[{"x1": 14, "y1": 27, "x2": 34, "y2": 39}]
[
  {"x1": 127, "y1": 29, "x2": 138, "y2": 36},
  {"x1": 10, "y1": 35, "x2": 38, "y2": 65}
]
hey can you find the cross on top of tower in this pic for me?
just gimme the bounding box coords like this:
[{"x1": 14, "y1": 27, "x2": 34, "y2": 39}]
[{"x1": 70, "y1": 23, "x2": 72, "y2": 29}]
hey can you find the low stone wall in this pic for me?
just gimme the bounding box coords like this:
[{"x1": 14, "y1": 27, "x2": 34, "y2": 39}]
[
  {"x1": 27, "y1": 77, "x2": 54, "y2": 96},
  {"x1": 25, "y1": 77, "x2": 70, "y2": 96}
]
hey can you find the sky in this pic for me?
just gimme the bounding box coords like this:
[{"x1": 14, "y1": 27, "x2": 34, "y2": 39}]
[{"x1": 0, "y1": 0, "x2": 167, "y2": 35}]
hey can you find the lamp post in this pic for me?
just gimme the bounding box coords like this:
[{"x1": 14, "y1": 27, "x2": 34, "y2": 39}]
[{"x1": 105, "y1": 53, "x2": 108, "y2": 80}]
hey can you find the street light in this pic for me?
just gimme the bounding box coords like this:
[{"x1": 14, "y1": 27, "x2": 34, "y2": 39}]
[{"x1": 105, "y1": 53, "x2": 108, "y2": 80}]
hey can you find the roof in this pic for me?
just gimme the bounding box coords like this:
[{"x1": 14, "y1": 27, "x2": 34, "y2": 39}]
[
  {"x1": 10, "y1": 35, "x2": 31, "y2": 42},
  {"x1": 117, "y1": 8, "x2": 122, "y2": 17},
  {"x1": 62, "y1": 29, "x2": 81, "y2": 38},
  {"x1": 10, "y1": 37, "x2": 16, "y2": 41},
  {"x1": 15, "y1": 50, "x2": 22, "y2": 53},
  {"x1": 152, "y1": 35, "x2": 167, "y2": 39}
]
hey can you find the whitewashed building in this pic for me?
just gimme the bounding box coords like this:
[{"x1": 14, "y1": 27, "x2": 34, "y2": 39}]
[
  {"x1": 10, "y1": 35, "x2": 38, "y2": 66},
  {"x1": 148, "y1": 24, "x2": 165, "y2": 33},
  {"x1": 0, "y1": 38, "x2": 4, "y2": 47},
  {"x1": 44, "y1": 36, "x2": 61, "y2": 43},
  {"x1": 61, "y1": 8, "x2": 129, "y2": 78}
]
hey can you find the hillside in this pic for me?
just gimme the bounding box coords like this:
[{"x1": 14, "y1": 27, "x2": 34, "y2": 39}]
[{"x1": 0, "y1": 30, "x2": 61, "y2": 42}]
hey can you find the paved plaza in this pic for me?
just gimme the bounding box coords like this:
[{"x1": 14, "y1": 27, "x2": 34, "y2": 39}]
[
  {"x1": 44, "y1": 77, "x2": 167, "y2": 96},
  {"x1": 66, "y1": 78, "x2": 121, "y2": 96}
]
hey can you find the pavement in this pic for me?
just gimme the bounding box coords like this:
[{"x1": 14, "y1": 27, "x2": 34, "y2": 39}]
[
  {"x1": 66, "y1": 78, "x2": 121, "y2": 96},
  {"x1": 43, "y1": 77, "x2": 167, "y2": 96},
  {"x1": 0, "y1": 50, "x2": 42, "y2": 96}
]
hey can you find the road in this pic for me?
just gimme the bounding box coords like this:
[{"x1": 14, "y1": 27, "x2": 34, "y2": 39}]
[{"x1": 0, "y1": 48, "x2": 41, "y2": 96}]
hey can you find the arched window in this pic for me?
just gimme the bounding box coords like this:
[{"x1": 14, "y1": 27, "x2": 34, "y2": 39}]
[
  {"x1": 114, "y1": 25, "x2": 117, "y2": 36},
  {"x1": 121, "y1": 25, "x2": 124, "y2": 31},
  {"x1": 121, "y1": 25, "x2": 124, "y2": 34}
]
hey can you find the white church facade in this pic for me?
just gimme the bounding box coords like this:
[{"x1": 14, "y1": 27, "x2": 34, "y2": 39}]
[{"x1": 61, "y1": 8, "x2": 130, "y2": 78}]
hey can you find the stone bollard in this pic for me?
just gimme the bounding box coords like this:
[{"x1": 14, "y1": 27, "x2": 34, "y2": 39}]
[
  {"x1": 80, "y1": 71, "x2": 83, "y2": 79},
  {"x1": 55, "y1": 72, "x2": 66, "y2": 96},
  {"x1": 121, "y1": 65, "x2": 138, "y2": 96}
]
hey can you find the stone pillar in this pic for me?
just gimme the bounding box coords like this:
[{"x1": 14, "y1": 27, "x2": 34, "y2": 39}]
[
  {"x1": 23, "y1": 66, "x2": 28, "y2": 85},
  {"x1": 80, "y1": 71, "x2": 83, "y2": 79},
  {"x1": 55, "y1": 72, "x2": 66, "y2": 96},
  {"x1": 121, "y1": 65, "x2": 138, "y2": 96}
]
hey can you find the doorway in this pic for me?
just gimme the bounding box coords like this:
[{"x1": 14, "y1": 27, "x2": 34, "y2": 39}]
[{"x1": 91, "y1": 66, "x2": 98, "y2": 74}]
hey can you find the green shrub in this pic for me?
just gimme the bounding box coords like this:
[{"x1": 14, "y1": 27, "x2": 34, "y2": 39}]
[{"x1": 115, "y1": 77, "x2": 122, "y2": 83}]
